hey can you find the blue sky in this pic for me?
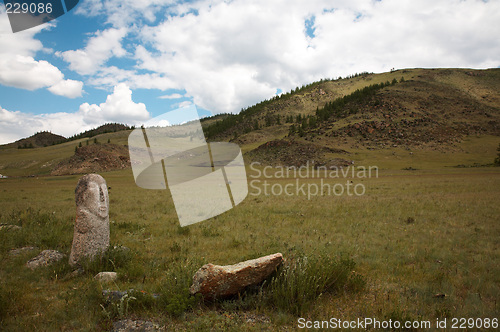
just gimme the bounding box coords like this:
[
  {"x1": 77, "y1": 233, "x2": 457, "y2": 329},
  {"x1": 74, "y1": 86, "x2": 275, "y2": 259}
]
[{"x1": 0, "y1": 0, "x2": 499, "y2": 144}]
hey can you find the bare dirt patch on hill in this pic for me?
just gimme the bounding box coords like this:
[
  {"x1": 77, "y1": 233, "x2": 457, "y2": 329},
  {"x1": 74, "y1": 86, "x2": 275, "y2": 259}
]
[
  {"x1": 51, "y1": 144, "x2": 131, "y2": 176},
  {"x1": 246, "y1": 139, "x2": 351, "y2": 167}
]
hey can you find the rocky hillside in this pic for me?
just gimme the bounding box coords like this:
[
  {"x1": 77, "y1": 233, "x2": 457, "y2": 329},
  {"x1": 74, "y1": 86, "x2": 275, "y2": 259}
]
[
  {"x1": 51, "y1": 144, "x2": 130, "y2": 176},
  {"x1": 246, "y1": 139, "x2": 351, "y2": 168},
  {"x1": 203, "y1": 68, "x2": 500, "y2": 165},
  {"x1": 306, "y1": 77, "x2": 499, "y2": 150}
]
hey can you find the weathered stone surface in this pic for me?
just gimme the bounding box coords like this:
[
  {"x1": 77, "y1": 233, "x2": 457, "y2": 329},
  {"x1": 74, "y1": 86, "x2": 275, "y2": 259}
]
[
  {"x1": 112, "y1": 319, "x2": 159, "y2": 332},
  {"x1": 26, "y1": 250, "x2": 64, "y2": 269},
  {"x1": 69, "y1": 174, "x2": 110, "y2": 266},
  {"x1": 189, "y1": 253, "x2": 283, "y2": 300},
  {"x1": 94, "y1": 271, "x2": 118, "y2": 283}
]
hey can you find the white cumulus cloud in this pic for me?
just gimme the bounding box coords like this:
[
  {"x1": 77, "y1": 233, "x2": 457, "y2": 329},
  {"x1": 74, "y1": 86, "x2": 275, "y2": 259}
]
[
  {"x1": 0, "y1": 84, "x2": 149, "y2": 144},
  {"x1": 0, "y1": 11, "x2": 84, "y2": 97},
  {"x1": 0, "y1": 105, "x2": 89, "y2": 144},
  {"x1": 158, "y1": 93, "x2": 184, "y2": 99},
  {"x1": 0, "y1": 55, "x2": 63, "y2": 90},
  {"x1": 48, "y1": 79, "x2": 84, "y2": 98},
  {"x1": 57, "y1": 28, "x2": 128, "y2": 75},
  {"x1": 87, "y1": 66, "x2": 176, "y2": 90},
  {"x1": 79, "y1": 83, "x2": 149, "y2": 124}
]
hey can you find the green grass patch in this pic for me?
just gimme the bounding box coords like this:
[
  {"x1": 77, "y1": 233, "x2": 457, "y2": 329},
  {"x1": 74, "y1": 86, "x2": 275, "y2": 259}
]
[
  {"x1": 0, "y1": 207, "x2": 73, "y2": 253},
  {"x1": 267, "y1": 252, "x2": 366, "y2": 316},
  {"x1": 0, "y1": 166, "x2": 498, "y2": 329}
]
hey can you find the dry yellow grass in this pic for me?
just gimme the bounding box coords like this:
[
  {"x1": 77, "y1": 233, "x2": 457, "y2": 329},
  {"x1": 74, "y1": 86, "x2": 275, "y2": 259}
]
[{"x1": 1, "y1": 157, "x2": 499, "y2": 330}]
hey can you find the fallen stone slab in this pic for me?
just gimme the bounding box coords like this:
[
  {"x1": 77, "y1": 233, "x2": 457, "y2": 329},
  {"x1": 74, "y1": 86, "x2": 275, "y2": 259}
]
[
  {"x1": 26, "y1": 250, "x2": 64, "y2": 270},
  {"x1": 189, "y1": 253, "x2": 283, "y2": 300}
]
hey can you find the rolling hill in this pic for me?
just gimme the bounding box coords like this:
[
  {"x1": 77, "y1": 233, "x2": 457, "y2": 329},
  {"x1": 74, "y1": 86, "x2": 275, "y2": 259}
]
[
  {"x1": 2, "y1": 131, "x2": 66, "y2": 150},
  {"x1": 0, "y1": 68, "x2": 499, "y2": 176},
  {"x1": 203, "y1": 68, "x2": 500, "y2": 167}
]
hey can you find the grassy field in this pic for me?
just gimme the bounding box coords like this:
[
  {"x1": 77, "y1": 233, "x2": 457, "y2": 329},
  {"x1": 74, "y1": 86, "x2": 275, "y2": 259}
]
[{"x1": 1, "y1": 137, "x2": 499, "y2": 330}]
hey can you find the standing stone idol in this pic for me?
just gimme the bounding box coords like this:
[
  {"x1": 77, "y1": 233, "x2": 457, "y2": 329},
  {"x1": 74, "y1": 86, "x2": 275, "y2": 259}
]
[{"x1": 69, "y1": 174, "x2": 110, "y2": 266}]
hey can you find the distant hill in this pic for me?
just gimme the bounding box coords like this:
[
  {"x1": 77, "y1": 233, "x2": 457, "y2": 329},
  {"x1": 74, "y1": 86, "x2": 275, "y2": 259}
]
[
  {"x1": 6, "y1": 131, "x2": 66, "y2": 149},
  {"x1": 0, "y1": 124, "x2": 133, "y2": 177},
  {"x1": 0, "y1": 123, "x2": 132, "y2": 150},
  {"x1": 66, "y1": 123, "x2": 133, "y2": 142}
]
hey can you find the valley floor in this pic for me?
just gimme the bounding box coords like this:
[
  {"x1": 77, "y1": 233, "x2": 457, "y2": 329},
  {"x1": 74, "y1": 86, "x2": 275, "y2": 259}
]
[{"x1": 1, "y1": 160, "x2": 499, "y2": 330}]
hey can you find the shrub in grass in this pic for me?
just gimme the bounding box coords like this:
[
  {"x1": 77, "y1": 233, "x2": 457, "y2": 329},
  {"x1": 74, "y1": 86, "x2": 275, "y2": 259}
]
[
  {"x1": 157, "y1": 257, "x2": 204, "y2": 317},
  {"x1": 102, "y1": 292, "x2": 141, "y2": 320},
  {"x1": 267, "y1": 253, "x2": 366, "y2": 316},
  {"x1": 99, "y1": 289, "x2": 159, "y2": 322},
  {"x1": 80, "y1": 245, "x2": 133, "y2": 276},
  {"x1": 160, "y1": 290, "x2": 201, "y2": 317}
]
